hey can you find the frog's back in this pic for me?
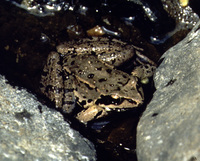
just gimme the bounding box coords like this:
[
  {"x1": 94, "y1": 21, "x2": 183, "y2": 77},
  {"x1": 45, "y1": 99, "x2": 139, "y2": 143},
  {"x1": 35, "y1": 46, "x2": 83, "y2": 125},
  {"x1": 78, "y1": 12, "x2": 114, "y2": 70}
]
[
  {"x1": 57, "y1": 37, "x2": 136, "y2": 67},
  {"x1": 63, "y1": 53, "x2": 140, "y2": 98}
]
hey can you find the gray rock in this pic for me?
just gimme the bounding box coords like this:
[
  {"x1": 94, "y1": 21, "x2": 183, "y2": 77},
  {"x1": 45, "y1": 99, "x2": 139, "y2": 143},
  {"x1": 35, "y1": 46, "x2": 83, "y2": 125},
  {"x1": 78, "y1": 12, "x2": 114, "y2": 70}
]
[
  {"x1": 137, "y1": 21, "x2": 200, "y2": 161},
  {"x1": 0, "y1": 75, "x2": 96, "y2": 161}
]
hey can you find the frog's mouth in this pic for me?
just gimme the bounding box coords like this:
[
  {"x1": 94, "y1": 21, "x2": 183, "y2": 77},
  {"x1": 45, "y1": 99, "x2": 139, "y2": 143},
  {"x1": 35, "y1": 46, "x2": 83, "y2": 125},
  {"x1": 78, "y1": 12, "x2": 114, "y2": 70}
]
[{"x1": 95, "y1": 95, "x2": 140, "y2": 108}]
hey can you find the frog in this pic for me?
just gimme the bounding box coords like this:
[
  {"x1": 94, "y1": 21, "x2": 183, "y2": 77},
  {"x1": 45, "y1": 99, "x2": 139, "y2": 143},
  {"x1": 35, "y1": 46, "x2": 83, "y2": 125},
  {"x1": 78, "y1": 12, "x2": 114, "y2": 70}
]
[{"x1": 40, "y1": 37, "x2": 156, "y2": 123}]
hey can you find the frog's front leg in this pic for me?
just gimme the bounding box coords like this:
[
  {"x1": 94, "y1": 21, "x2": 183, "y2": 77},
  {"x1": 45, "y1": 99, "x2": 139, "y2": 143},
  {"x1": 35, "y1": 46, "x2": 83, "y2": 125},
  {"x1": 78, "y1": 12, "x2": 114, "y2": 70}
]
[
  {"x1": 131, "y1": 64, "x2": 156, "y2": 84},
  {"x1": 131, "y1": 51, "x2": 157, "y2": 83},
  {"x1": 76, "y1": 105, "x2": 108, "y2": 123},
  {"x1": 40, "y1": 52, "x2": 75, "y2": 113}
]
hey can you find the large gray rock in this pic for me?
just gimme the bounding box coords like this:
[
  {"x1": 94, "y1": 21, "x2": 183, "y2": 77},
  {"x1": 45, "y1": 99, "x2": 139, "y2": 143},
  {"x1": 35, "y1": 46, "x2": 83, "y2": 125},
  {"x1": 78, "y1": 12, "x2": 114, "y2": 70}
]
[
  {"x1": 0, "y1": 75, "x2": 96, "y2": 161},
  {"x1": 137, "y1": 21, "x2": 200, "y2": 161}
]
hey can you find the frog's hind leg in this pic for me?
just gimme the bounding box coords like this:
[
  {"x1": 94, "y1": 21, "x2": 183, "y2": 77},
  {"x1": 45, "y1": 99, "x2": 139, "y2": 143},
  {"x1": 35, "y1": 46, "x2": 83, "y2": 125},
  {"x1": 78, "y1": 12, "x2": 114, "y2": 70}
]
[
  {"x1": 40, "y1": 51, "x2": 75, "y2": 113},
  {"x1": 62, "y1": 73, "x2": 76, "y2": 113}
]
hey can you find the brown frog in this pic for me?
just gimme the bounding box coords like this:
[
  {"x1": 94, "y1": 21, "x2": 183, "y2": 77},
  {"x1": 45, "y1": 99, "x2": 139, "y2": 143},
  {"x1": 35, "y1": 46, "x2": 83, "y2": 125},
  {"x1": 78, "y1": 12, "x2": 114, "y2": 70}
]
[{"x1": 40, "y1": 37, "x2": 156, "y2": 123}]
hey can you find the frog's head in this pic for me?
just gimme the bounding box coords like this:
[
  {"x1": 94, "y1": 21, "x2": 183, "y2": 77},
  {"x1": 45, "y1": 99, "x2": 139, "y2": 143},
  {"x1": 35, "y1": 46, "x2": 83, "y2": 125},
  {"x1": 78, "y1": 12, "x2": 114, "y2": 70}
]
[{"x1": 96, "y1": 77, "x2": 144, "y2": 109}]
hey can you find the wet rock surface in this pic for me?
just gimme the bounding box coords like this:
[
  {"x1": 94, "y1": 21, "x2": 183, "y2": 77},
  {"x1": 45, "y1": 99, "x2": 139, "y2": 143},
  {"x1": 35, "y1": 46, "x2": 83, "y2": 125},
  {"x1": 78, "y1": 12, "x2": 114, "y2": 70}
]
[
  {"x1": 161, "y1": 0, "x2": 199, "y2": 28},
  {"x1": 137, "y1": 21, "x2": 200, "y2": 161},
  {"x1": 0, "y1": 75, "x2": 96, "y2": 161}
]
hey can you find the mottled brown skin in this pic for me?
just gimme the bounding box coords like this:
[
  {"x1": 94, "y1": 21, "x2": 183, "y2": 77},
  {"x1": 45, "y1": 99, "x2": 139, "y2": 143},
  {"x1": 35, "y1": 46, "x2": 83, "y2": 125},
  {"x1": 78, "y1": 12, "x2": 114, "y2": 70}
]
[{"x1": 40, "y1": 37, "x2": 155, "y2": 123}]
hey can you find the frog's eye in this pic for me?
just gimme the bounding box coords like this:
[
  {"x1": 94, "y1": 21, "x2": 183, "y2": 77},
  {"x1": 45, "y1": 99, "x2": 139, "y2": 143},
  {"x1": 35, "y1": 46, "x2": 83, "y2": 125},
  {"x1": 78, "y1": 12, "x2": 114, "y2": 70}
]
[{"x1": 111, "y1": 94, "x2": 119, "y2": 99}]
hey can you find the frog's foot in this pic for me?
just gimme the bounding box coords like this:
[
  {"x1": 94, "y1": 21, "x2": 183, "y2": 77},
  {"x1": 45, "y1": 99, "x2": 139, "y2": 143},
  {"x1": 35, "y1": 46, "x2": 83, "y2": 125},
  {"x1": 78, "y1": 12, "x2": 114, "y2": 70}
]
[
  {"x1": 133, "y1": 50, "x2": 157, "y2": 83},
  {"x1": 131, "y1": 64, "x2": 156, "y2": 84},
  {"x1": 76, "y1": 105, "x2": 108, "y2": 123}
]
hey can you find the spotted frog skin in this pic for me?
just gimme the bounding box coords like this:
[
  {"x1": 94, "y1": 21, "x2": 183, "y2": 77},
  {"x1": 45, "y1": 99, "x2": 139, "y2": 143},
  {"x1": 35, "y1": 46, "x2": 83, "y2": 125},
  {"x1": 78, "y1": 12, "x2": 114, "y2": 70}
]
[{"x1": 40, "y1": 37, "x2": 155, "y2": 123}]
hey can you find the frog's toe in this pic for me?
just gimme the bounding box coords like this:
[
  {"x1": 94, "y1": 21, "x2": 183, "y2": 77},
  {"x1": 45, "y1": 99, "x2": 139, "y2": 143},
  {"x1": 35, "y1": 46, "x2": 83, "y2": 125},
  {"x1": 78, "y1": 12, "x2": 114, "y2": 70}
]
[{"x1": 76, "y1": 105, "x2": 107, "y2": 123}]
